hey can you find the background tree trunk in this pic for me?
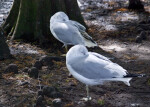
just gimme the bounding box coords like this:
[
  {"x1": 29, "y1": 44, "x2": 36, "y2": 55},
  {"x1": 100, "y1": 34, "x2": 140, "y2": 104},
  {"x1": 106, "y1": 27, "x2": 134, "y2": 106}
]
[
  {"x1": 64, "y1": 0, "x2": 85, "y2": 25},
  {"x1": 0, "y1": 27, "x2": 11, "y2": 60},
  {"x1": 128, "y1": 0, "x2": 144, "y2": 10},
  {"x1": 2, "y1": 0, "x2": 86, "y2": 48}
]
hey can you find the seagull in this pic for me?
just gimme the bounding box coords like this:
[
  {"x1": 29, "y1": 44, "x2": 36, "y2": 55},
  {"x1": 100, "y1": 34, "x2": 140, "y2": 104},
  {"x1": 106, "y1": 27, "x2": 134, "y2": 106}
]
[
  {"x1": 66, "y1": 45, "x2": 132, "y2": 101},
  {"x1": 50, "y1": 12, "x2": 97, "y2": 52}
]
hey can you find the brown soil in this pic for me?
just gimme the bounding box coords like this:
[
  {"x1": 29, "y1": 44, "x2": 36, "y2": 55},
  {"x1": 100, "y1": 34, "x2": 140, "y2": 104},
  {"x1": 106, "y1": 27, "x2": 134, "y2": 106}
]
[{"x1": 0, "y1": 0, "x2": 150, "y2": 107}]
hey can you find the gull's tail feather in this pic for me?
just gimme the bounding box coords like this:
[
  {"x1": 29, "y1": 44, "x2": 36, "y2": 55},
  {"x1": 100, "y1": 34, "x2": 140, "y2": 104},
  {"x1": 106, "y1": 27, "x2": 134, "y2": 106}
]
[
  {"x1": 122, "y1": 78, "x2": 132, "y2": 86},
  {"x1": 100, "y1": 78, "x2": 132, "y2": 86},
  {"x1": 113, "y1": 78, "x2": 132, "y2": 86}
]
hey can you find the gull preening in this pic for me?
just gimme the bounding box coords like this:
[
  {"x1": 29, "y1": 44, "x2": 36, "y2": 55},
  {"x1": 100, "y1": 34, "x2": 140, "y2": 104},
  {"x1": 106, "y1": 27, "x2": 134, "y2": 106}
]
[
  {"x1": 50, "y1": 12, "x2": 97, "y2": 51},
  {"x1": 66, "y1": 45, "x2": 132, "y2": 100}
]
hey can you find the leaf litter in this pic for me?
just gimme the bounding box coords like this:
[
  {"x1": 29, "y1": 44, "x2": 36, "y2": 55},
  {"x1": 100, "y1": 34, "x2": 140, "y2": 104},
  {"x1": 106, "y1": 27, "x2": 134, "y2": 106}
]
[{"x1": 0, "y1": 0, "x2": 150, "y2": 106}]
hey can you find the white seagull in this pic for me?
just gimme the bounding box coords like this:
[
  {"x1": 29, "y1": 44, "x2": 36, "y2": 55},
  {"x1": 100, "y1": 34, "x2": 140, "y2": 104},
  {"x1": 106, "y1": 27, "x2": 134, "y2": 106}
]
[
  {"x1": 50, "y1": 12, "x2": 97, "y2": 51},
  {"x1": 66, "y1": 45, "x2": 132, "y2": 101}
]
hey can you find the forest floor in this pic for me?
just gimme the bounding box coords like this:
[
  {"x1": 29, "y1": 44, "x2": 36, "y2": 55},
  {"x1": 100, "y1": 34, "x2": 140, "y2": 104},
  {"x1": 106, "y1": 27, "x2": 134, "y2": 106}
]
[{"x1": 1, "y1": 0, "x2": 150, "y2": 107}]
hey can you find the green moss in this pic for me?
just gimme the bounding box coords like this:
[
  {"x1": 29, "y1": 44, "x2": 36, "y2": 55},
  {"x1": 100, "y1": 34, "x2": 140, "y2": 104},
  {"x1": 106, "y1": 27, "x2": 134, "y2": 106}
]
[
  {"x1": 97, "y1": 99, "x2": 105, "y2": 106},
  {"x1": 47, "y1": 100, "x2": 52, "y2": 105},
  {"x1": 147, "y1": 78, "x2": 150, "y2": 86}
]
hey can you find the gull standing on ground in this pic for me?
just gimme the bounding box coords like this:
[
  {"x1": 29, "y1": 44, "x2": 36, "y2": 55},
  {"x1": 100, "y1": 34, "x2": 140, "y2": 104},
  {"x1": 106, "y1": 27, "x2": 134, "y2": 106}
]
[
  {"x1": 66, "y1": 45, "x2": 132, "y2": 101},
  {"x1": 50, "y1": 12, "x2": 97, "y2": 52}
]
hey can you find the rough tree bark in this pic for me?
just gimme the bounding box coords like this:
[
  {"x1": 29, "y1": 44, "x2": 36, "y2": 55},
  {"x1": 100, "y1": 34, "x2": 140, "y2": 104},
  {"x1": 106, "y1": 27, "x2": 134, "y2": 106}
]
[
  {"x1": 128, "y1": 0, "x2": 144, "y2": 10},
  {"x1": 0, "y1": 27, "x2": 11, "y2": 60},
  {"x1": 2, "y1": 0, "x2": 85, "y2": 48}
]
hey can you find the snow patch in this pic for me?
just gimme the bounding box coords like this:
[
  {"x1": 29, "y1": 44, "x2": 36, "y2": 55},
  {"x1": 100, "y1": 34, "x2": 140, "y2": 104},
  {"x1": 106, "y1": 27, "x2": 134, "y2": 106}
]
[
  {"x1": 77, "y1": 0, "x2": 82, "y2": 7},
  {"x1": 10, "y1": 44, "x2": 39, "y2": 55}
]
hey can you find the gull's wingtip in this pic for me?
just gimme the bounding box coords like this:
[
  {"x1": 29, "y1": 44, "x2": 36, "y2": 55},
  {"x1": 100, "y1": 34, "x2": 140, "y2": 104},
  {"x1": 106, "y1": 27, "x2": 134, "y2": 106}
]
[
  {"x1": 84, "y1": 40, "x2": 98, "y2": 48},
  {"x1": 124, "y1": 73, "x2": 146, "y2": 78}
]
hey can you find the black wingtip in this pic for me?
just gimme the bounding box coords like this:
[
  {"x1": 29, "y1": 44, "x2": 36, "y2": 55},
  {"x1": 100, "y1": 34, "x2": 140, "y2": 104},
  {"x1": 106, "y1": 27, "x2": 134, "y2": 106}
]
[{"x1": 124, "y1": 73, "x2": 146, "y2": 78}]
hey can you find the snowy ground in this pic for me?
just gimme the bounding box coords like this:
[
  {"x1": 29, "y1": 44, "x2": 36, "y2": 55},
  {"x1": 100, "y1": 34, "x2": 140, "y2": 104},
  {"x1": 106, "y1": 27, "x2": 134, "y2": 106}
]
[{"x1": 0, "y1": 0, "x2": 13, "y2": 25}]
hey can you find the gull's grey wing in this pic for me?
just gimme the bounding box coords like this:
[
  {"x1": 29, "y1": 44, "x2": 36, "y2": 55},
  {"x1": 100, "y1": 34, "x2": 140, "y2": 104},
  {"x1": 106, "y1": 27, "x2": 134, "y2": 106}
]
[
  {"x1": 51, "y1": 21, "x2": 84, "y2": 45},
  {"x1": 69, "y1": 20, "x2": 95, "y2": 42},
  {"x1": 70, "y1": 54, "x2": 127, "y2": 80},
  {"x1": 68, "y1": 20, "x2": 97, "y2": 46},
  {"x1": 89, "y1": 52, "x2": 112, "y2": 62},
  {"x1": 69, "y1": 20, "x2": 86, "y2": 32}
]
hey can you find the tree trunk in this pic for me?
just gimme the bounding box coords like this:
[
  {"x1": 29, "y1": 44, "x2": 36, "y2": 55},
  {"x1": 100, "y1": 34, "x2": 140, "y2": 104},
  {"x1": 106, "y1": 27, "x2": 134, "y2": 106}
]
[
  {"x1": 0, "y1": 27, "x2": 11, "y2": 60},
  {"x1": 128, "y1": 0, "x2": 144, "y2": 10},
  {"x1": 64, "y1": 0, "x2": 85, "y2": 25},
  {"x1": 2, "y1": 0, "x2": 86, "y2": 48}
]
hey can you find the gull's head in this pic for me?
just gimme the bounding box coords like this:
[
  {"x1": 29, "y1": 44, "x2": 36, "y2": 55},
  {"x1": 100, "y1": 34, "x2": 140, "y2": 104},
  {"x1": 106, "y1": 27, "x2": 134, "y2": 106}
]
[
  {"x1": 66, "y1": 45, "x2": 88, "y2": 63},
  {"x1": 50, "y1": 11, "x2": 69, "y2": 23}
]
